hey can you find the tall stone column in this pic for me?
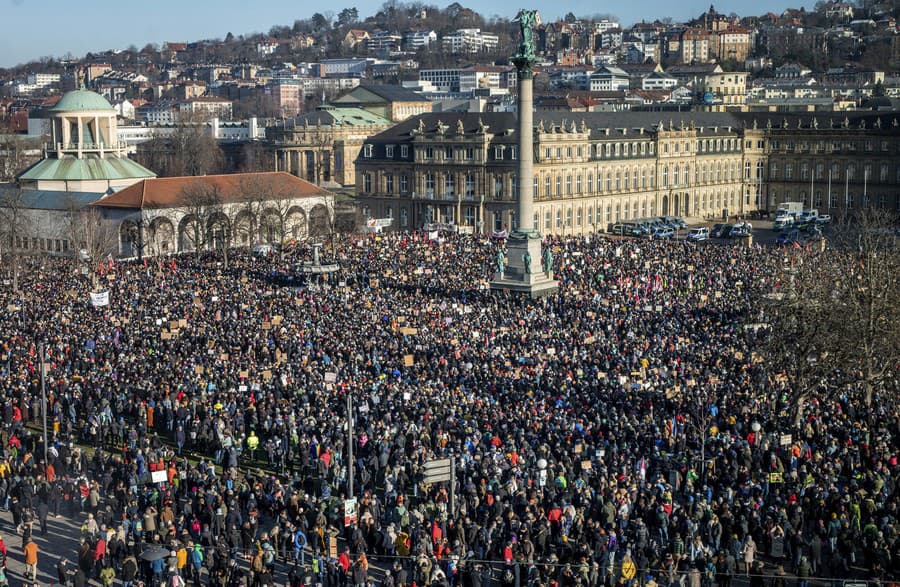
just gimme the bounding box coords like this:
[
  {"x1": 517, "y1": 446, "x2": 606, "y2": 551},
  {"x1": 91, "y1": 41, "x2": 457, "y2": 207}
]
[
  {"x1": 517, "y1": 75, "x2": 535, "y2": 233},
  {"x1": 490, "y1": 8, "x2": 557, "y2": 298}
]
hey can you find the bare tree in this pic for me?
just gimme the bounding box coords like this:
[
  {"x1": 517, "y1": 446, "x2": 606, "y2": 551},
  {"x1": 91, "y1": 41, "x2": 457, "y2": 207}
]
[
  {"x1": 65, "y1": 200, "x2": 119, "y2": 288},
  {"x1": 136, "y1": 120, "x2": 224, "y2": 177},
  {"x1": 237, "y1": 174, "x2": 303, "y2": 260},
  {"x1": 757, "y1": 253, "x2": 838, "y2": 427},
  {"x1": 761, "y1": 209, "x2": 900, "y2": 425},
  {"x1": 178, "y1": 182, "x2": 228, "y2": 265},
  {"x1": 0, "y1": 186, "x2": 32, "y2": 292},
  {"x1": 823, "y1": 209, "x2": 900, "y2": 408},
  {"x1": 0, "y1": 134, "x2": 36, "y2": 182}
]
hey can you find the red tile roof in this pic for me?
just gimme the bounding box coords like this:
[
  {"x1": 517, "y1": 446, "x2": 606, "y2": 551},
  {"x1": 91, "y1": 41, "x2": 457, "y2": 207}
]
[{"x1": 93, "y1": 172, "x2": 330, "y2": 209}]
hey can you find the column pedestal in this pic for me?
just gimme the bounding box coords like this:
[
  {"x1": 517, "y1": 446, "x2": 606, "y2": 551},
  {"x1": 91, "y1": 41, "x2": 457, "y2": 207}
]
[{"x1": 490, "y1": 232, "x2": 558, "y2": 297}]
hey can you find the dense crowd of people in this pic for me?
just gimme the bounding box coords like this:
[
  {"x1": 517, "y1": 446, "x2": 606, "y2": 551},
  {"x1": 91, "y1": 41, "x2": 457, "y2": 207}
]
[{"x1": 0, "y1": 231, "x2": 896, "y2": 587}]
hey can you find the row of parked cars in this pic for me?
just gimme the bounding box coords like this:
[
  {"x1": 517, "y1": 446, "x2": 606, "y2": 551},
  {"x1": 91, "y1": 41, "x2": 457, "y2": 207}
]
[{"x1": 607, "y1": 216, "x2": 688, "y2": 238}]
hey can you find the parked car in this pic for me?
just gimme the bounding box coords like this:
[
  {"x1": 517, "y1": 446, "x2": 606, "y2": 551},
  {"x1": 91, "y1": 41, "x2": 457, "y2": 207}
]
[
  {"x1": 686, "y1": 227, "x2": 710, "y2": 241},
  {"x1": 816, "y1": 214, "x2": 832, "y2": 225},
  {"x1": 711, "y1": 223, "x2": 733, "y2": 238},
  {"x1": 729, "y1": 222, "x2": 752, "y2": 238},
  {"x1": 773, "y1": 217, "x2": 794, "y2": 230},
  {"x1": 652, "y1": 227, "x2": 675, "y2": 239}
]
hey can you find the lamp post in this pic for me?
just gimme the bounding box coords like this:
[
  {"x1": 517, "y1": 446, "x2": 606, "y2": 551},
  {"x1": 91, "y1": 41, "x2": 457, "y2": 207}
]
[
  {"x1": 478, "y1": 194, "x2": 485, "y2": 235},
  {"x1": 39, "y1": 341, "x2": 48, "y2": 466},
  {"x1": 346, "y1": 391, "x2": 354, "y2": 497}
]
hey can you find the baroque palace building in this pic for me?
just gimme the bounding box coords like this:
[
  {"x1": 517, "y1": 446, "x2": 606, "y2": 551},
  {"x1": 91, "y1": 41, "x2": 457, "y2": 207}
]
[{"x1": 353, "y1": 111, "x2": 900, "y2": 234}]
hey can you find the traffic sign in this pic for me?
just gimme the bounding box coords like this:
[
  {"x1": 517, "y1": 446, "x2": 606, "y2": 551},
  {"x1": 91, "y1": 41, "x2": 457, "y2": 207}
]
[{"x1": 424, "y1": 458, "x2": 453, "y2": 484}]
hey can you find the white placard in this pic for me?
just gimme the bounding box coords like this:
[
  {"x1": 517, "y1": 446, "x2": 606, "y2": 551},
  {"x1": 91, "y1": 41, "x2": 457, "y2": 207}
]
[{"x1": 89, "y1": 291, "x2": 110, "y2": 307}]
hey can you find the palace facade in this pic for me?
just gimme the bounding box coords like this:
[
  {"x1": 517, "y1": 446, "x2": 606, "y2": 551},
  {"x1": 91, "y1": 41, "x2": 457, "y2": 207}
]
[{"x1": 353, "y1": 111, "x2": 900, "y2": 234}]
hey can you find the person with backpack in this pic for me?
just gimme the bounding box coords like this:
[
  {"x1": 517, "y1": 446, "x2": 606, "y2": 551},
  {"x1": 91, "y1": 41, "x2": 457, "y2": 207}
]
[{"x1": 260, "y1": 534, "x2": 276, "y2": 572}]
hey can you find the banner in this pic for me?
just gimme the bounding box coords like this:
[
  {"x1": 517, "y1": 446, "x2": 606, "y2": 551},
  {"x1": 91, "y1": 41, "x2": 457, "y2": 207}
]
[{"x1": 89, "y1": 291, "x2": 110, "y2": 307}]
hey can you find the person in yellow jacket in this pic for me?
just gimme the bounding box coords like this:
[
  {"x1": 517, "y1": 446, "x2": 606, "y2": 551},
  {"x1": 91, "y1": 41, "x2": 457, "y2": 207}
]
[
  {"x1": 176, "y1": 544, "x2": 188, "y2": 571},
  {"x1": 246, "y1": 430, "x2": 259, "y2": 461}
]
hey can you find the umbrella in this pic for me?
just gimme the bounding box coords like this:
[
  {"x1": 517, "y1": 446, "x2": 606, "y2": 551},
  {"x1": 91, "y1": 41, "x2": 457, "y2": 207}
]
[{"x1": 139, "y1": 546, "x2": 171, "y2": 562}]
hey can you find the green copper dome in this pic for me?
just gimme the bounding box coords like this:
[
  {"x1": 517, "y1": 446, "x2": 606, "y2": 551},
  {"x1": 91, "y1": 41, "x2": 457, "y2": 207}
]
[{"x1": 50, "y1": 90, "x2": 115, "y2": 113}]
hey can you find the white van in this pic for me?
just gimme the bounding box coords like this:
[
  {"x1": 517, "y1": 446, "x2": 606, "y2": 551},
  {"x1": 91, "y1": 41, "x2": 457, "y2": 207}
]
[{"x1": 686, "y1": 227, "x2": 710, "y2": 241}]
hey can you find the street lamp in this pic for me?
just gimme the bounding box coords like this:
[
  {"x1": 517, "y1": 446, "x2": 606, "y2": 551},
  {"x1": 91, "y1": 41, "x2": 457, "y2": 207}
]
[{"x1": 38, "y1": 341, "x2": 48, "y2": 466}]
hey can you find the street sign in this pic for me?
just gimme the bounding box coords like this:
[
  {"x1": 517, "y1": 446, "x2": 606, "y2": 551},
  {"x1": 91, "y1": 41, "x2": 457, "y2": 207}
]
[{"x1": 424, "y1": 458, "x2": 453, "y2": 484}]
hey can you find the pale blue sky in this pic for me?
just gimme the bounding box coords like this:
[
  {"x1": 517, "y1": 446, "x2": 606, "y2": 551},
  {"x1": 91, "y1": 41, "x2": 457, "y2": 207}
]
[{"x1": 2, "y1": 0, "x2": 796, "y2": 68}]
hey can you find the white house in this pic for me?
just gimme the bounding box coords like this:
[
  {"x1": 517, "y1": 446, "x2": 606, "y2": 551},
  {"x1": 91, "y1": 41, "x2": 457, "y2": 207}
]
[
  {"x1": 590, "y1": 66, "x2": 630, "y2": 92},
  {"x1": 642, "y1": 71, "x2": 678, "y2": 90}
]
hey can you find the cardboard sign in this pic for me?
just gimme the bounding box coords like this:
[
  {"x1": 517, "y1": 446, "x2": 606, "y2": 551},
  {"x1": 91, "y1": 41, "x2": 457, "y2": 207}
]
[
  {"x1": 400, "y1": 327, "x2": 418, "y2": 336},
  {"x1": 272, "y1": 316, "x2": 283, "y2": 325},
  {"x1": 780, "y1": 434, "x2": 792, "y2": 446},
  {"x1": 161, "y1": 332, "x2": 172, "y2": 340},
  {"x1": 324, "y1": 372, "x2": 337, "y2": 383},
  {"x1": 262, "y1": 321, "x2": 271, "y2": 330},
  {"x1": 194, "y1": 365, "x2": 204, "y2": 375},
  {"x1": 263, "y1": 370, "x2": 272, "y2": 381},
  {"x1": 403, "y1": 355, "x2": 414, "y2": 367},
  {"x1": 239, "y1": 370, "x2": 249, "y2": 379}
]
